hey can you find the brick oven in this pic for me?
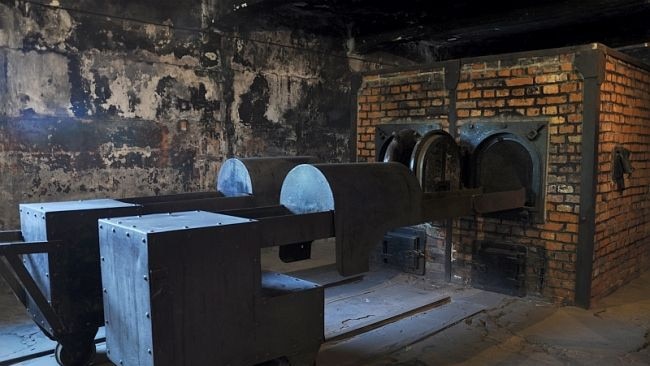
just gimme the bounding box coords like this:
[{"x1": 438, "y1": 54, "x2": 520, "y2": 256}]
[{"x1": 355, "y1": 43, "x2": 650, "y2": 308}]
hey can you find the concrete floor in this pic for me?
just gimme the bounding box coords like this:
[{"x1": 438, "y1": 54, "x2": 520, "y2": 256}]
[
  {"x1": 370, "y1": 271, "x2": 650, "y2": 366},
  {"x1": 1, "y1": 265, "x2": 649, "y2": 365}
]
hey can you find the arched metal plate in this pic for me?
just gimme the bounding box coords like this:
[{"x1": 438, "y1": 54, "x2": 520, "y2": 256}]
[{"x1": 410, "y1": 130, "x2": 461, "y2": 193}]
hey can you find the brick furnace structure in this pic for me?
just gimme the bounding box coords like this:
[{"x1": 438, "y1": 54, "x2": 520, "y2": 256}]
[{"x1": 355, "y1": 43, "x2": 650, "y2": 308}]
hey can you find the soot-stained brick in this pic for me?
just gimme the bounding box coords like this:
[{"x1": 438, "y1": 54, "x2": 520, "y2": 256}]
[
  {"x1": 75, "y1": 152, "x2": 106, "y2": 171},
  {"x1": 190, "y1": 83, "x2": 221, "y2": 137},
  {"x1": 170, "y1": 147, "x2": 196, "y2": 190},
  {"x1": 67, "y1": 56, "x2": 92, "y2": 117},
  {"x1": 92, "y1": 71, "x2": 114, "y2": 115},
  {"x1": 127, "y1": 90, "x2": 141, "y2": 113},
  {"x1": 155, "y1": 75, "x2": 177, "y2": 118},
  {"x1": 220, "y1": 63, "x2": 236, "y2": 156},
  {"x1": 0, "y1": 117, "x2": 163, "y2": 152},
  {"x1": 108, "y1": 151, "x2": 155, "y2": 169},
  {"x1": 238, "y1": 74, "x2": 272, "y2": 129}
]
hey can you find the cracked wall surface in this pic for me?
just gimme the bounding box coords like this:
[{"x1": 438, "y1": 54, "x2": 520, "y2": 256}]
[{"x1": 0, "y1": 0, "x2": 379, "y2": 228}]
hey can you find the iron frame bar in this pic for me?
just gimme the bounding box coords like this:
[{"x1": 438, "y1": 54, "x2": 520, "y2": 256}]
[{"x1": 0, "y1": 241, "x2": 65, "y2": 336}]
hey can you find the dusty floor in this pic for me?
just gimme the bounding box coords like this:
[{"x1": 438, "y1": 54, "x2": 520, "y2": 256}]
[
  {"x1": 370, "y1": 271, "x2": 650, "y2": 366},
  {"x1": 1, "y1": 266, "x2": 649, "y2": 365}
]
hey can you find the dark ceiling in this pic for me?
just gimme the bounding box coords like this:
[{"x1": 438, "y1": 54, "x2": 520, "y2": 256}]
[{"x1": 218, "y1": 0, "x2": 650, "y2": 61}]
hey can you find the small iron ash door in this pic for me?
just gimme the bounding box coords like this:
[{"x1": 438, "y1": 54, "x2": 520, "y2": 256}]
[
  {"x1": 381, "y1": 227, "x2": 426, "y2": 275},
  {"x1": 472, "y1": 241, "x2": 527, "y2": 297}
]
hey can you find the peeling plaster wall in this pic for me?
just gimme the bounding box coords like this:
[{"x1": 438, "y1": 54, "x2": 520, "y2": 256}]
[
  {"x1": 0, "y1": 0, "x2": 375, "y2": 229},
  {"x1": 224, "y1": 29, "x2": 354, "y2": 158}
]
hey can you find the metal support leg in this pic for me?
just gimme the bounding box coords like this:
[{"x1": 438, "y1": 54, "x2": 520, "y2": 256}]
[{"x1": 0, "y1": 241, "x2": 65, "y2": 336}]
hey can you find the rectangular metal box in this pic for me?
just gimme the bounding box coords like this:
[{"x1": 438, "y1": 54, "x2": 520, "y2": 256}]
[
  {"x1": 19, "y1": 199, "x2": 140, "y2": 337},
  {"x1": 99, "y1": 211, "x2": 324, "y2": 366}
]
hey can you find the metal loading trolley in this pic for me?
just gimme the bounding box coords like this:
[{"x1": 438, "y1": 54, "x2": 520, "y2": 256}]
[
  {"x1": 99, "y1": 161, "x2": 526, "y2": 366},
  {"x1": 0, "y1": 156, "x2": 313, "y2": 366}
]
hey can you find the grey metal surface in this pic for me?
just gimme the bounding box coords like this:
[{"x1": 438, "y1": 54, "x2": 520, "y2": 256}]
[
  {"x1": 20, "y1": 199, "x2": 137, "y2": 213},
  {"x1": 280, "y1": 165, "x2": 335, "y2": 215},
  {"x1": 18, "y1": 199, "x2": 142, "y2": 342},
  {"x1": 217, "y1": 158, "x2": 252, "y2": 196},
  {"x1": 217, "y1": 156, "x2": 317, "y2": 206},
  {"x1": 100, "y1": 211, "x2": 253, "y2": 234},
  {"x1": 100, "y1": 212, "x2": 323, "y2": 366}
]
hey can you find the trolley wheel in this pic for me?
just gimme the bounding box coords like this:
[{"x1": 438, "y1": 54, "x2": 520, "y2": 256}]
[{"x1": 55, "y1": 338, "x2": 96, "y2": 366}]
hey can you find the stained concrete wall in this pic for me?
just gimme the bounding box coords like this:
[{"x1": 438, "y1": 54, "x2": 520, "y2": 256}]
[{"x1": 0, "y1": 0, "x2": 376, "y2": 228}]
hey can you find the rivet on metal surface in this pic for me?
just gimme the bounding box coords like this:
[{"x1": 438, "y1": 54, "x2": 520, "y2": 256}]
[
  {"x1": 143, "y1": 275, "x2": 148, "y2": 281},
  {"x1": 145, "y1": 312, "x2": 150, "y2": 318},
  {"x1": 103, "y1": 288, "x2": 107, "y2": 293},
  {"x1": 142, "y1": 238, "x2": 146, "y2": 244},
  {"x1": 184, "y1": 226, "x2": 189, "y2": 229},
  {"x1": 105, "y1": 319, "x2": 109, "y2": 324},
  {"x1": 112, "y1": 228, "x2": 116, "y2": 233},
  {"x1": 147, "y1": 349, "x2": 152, "y2": 354},
  {"x1": 118, "y1": 221, "x2": 122, "y2": 224},
  {"x1": 126, "y1": 233, "x2": 130, "y2": 237},
  {"x1": 99, "y1": 225, "x2": 103, "y2": 229},
  {"x1": 101, "y1": 257, "x2": 105, "y2": 261}
]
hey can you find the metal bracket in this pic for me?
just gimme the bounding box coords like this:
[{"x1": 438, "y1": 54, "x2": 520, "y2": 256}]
[{"x1": 0, "y1": 240, "x2": 66, "y2": 336}]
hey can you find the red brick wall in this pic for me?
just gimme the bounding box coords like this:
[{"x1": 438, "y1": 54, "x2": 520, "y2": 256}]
[
  {"x1": 357, "y1": 51, "x2": 585, "y2": 304},
  {"x1": 454, "y1": 55, "x2": 584, "y2": 304},
  {"x1": 593, "y1": 55, "x2": 650, "y2": 301},
  {"x1": 357, "y1": 69, "x2": 449, "y2": 162}
]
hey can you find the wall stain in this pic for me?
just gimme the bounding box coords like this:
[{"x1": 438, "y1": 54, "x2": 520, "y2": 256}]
[{"x1": 0, "y1": 1, "x2": 368, "y2": 228}]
